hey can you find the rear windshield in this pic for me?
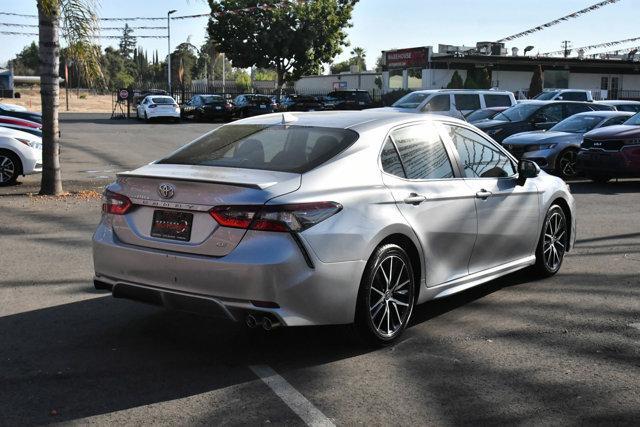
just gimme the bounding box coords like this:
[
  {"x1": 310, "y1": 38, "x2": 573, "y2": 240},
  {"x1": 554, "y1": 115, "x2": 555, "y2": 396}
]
[
  {"x1": 392, "y1": 92, "x2": 430, "y2": 109},
  {"x1": 158, "y1": 125, "x2": 359, "y2": 173},
  {"x1": 202, "y1": 95, "x2": 224, "y2": 104},
  {"x1": 152, "y1": 97, "x2": 175, "y2": 104},
  {"x1": 533, "y1": 92, "x2": 558, "y2": 101},
  {"x1": 494, "y1": 103, "x2": 541, "y2": 122}
]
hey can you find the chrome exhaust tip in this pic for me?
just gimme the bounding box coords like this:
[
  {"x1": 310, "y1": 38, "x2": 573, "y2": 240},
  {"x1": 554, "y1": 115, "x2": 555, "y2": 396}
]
[
  {"x1": 246, "y1": 314, "x2": 257, "y2": 328},
  {"x1": 262, "y1": 316, "x2": 280, "y2": 331}
]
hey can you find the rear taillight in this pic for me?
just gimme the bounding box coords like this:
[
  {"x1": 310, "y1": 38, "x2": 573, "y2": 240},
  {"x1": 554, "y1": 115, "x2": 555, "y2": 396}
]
[
  {"x1": 102, "y1": 190, "x2": 132, "y2": 215},
  {"x1": 225, "y1": 103, "x2": 233, "y2": 110},
  {"x1": 148, "y1": 104, "x2": 157, "y2": 109},
  {"x1": 210, "y1": 202, "x2": 342, "y2": 232}
]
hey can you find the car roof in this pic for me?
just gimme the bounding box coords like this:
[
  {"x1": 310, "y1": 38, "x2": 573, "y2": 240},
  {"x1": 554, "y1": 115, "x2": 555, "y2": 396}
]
[
  {"x1": 408, "y1": 89, "x2": 513, "y2": 95},
  {"x1": 571, "y1": 111, "x2": 634, "y2": 118},
  {"x1": 227, "y1": 110, "x2": 468, "y2": 132},
  {"x1": 595, "y1": 100, "x2": 640, "y2": 105}
]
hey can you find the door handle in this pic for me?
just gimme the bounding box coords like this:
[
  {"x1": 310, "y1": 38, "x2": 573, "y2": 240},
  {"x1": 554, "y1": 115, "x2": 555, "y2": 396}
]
[
  {"x1": 403, "y1": 193, "x2": 427, "y2": 205},
  {"x1": 475, "y1": 189, "x2": 493, "y2": 199}
]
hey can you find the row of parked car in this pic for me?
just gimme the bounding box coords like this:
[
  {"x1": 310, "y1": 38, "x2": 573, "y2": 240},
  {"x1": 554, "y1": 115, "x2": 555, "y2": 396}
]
[
  {"x1": 0, "y1": 103, "x2": 42, "y2": 185},
  {"x1": 133, "y1": 90, "x2": 375, "y2": 124},
  {"x1": 383, "y1": 88, "x2": 640, "y2": 182}
]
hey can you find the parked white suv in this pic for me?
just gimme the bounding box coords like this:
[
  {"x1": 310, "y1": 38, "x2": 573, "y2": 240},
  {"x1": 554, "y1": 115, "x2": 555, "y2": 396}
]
[
  {"x1": 381, "y1": 89, "x2": 516, "y2": 119},
  {"x1": 533, "y1": 89, "x2": 593, "y2": 102}
]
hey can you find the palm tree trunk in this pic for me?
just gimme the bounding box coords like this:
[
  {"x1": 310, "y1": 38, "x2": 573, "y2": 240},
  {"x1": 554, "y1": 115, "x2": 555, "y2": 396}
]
[{"x1": 38, "y1": 0, "x2": 63, "y2": 195}]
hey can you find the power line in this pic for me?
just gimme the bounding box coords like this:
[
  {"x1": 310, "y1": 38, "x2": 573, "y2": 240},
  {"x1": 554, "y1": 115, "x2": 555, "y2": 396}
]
[
  {"x1": 542, "y1": 35, "x2": 640, "y2": 56},
  {"x1": 0, "y1": 22, "x2": 166, "y2": 30},
  {"x1": 496, "y1": 0, "x2": 622, "y2": 42},
  {"x1": 0, "y1": 30, "x2": 167, "y2": 39}
]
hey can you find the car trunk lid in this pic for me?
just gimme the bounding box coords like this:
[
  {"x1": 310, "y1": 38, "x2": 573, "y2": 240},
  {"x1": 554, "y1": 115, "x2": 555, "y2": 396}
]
[{"x1": 110, "y1": 164, "x2": 300, "y2": 256}]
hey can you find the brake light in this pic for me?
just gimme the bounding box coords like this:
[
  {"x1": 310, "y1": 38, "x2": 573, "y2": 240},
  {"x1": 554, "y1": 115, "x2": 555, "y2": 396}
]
[
  {"x1": 148, "y1": 104, "x2": 157, "y2": 109},
  {"x1": 102, "y1": 190, "x2": 132, "y2": 215},
  {"x1": 210, "y1": 202, "x2": 342, "y2": 232},
  {"x1": 225, "y1": 103, "x2": 233, "y2": 110}
]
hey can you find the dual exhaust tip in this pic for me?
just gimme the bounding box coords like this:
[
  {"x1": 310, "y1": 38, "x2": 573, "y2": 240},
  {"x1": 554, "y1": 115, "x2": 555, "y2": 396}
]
[{"x1": 245, "y1": 314, "x2": 280, "y2": 331}]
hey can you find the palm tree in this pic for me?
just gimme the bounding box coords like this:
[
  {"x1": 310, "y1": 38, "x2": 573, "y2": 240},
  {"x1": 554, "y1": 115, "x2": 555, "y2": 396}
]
[
  {"x1": 37, "y1": 0, "x2": 101, "y2": 195},
  {"x1": 350, "y1": 47, "x2": 366, "y2": 71}
]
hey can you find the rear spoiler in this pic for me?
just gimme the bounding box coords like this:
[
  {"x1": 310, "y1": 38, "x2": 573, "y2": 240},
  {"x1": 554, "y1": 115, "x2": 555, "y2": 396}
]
[{"x1": 117, "y1": 171, "x2": 274, "y2": 190}]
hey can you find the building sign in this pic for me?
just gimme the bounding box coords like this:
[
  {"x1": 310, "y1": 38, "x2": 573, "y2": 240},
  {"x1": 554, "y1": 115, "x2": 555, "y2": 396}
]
[
  {"x1": 333, "y1": 81, "x2": 348, "y2": 89},
  {"x1": 384, "y1": 47, "x2": 430, "y2": 70}
]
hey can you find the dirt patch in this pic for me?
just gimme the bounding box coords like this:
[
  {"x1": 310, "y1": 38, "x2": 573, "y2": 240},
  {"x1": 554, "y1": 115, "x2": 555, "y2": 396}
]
[{"x1": 2, "y1": 88, "x2": 114, "y2": 113}]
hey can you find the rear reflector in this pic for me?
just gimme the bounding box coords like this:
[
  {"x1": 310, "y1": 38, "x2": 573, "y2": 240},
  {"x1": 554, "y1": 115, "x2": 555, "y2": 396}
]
[
  {"x1": 210, "y1": 202, "x2": 342, "y2": 232},
  {"x1": 102, "y1": 190, "x2": 132, "y2": 215}
]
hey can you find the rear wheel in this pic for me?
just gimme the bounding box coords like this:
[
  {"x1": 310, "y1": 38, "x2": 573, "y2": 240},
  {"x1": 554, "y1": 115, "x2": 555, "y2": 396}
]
[
  {"x1": 354, "y1": 244, "x2": 415, "y2": 346},
  {"x1": 532, "y1": 205, "x2": 568, "y2": 277},
  {"x1": 556, "y1": 149, "x2": 579, "y2": 180},
  {"x1": 0, "y1": 151, "x2": 20, "y2": 186}
]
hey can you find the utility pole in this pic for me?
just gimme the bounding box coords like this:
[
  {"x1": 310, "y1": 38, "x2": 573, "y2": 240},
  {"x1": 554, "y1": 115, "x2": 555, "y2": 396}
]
[
  {"x1": 562, "y1": 40, "x2": 572, "y2": 58},
  {"x1": 167, "y1": 9, "x2": 177, "y2": 95}
]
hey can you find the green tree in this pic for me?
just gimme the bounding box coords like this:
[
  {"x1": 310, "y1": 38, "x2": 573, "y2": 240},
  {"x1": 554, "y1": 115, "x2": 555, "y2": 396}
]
[
  {"x1": 170, "y1": 43, "x2": 198, "y2": 87},
  {"x1": 446, "y1": 70, "x2": 464, "y2": 89},
  {"x1": 208, "y1": 0, "x2": 358, "y2": 93},
  {"x1": 463, "y1": 68, "x2": 491, "y2": 89},
  {"x1": 235, "y1": 70, "x2": 251, "y2": 91},
  {"x1": 119, "y1": 23, "x2": 136, "y2": 59},
  {"x1": 10, "y1": 42, "x2": 40, "y2": 75},
  {"x1": 330, "y1": 60, "x2": 351, "y2": 74},
  {"x1": 37, "y1": 0, "x2": 102, "y2": 195},
  {"x1": 254, "y1": 68, "x2": 277, "y2": 81},
  {"x1": 528, "y1": 65, "x2": 543, "y2": 98},
  {"x1": 374, "y1": 54, "x2": 384, "y2": 72}
]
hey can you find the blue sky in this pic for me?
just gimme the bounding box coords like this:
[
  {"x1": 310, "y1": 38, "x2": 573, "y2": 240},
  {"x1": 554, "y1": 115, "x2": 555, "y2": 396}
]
[{"x1": 0, "y1": 0, "x2": 637, "y2": 69}]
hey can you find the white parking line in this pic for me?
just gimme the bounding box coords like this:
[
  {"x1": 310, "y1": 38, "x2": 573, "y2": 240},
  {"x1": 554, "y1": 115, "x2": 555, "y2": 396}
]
[{"x1": 249, "y1": 365, "x2": 335, "y2": 427}]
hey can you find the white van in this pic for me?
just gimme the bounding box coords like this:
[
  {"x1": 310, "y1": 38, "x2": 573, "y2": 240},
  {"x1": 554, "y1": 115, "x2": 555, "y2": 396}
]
[{"x1": 380, "y1": 89, "x2": 517, "y2": 119}]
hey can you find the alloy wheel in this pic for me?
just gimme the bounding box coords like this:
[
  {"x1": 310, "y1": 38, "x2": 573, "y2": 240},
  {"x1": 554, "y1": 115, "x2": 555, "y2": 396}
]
[
  {"x1": 542, "y1": 211, "x2": 567, "y2": 271},
  {"x1": 558, "y1": 150, "x2": 578, "y2": 178},
  {"x1": 0, "y1": 155, "x2": 16, "y2": 183},
  {"x1": 369, "y1": 255, "x2": 412, "y2": 338}
]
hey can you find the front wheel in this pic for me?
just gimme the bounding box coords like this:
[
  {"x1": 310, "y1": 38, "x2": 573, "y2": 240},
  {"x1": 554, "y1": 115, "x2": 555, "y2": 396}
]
[
  {"x1": 354, "y1": 244, "x2": 415, "y2": 346},
  {"x1": 0, "y1": 151, "x2": 20, "y2": 186},
  {"x1": 556, "y1": 149, "x2": 579, "y2": 180},
  {"x1": 532, "y1": 205, "x2": 568, "y2": 277}
]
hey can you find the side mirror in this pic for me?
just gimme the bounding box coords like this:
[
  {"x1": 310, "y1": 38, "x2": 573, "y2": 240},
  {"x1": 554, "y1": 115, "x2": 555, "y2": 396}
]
[{"x1": 517, "y1": 159, "x2": 540, "y2": 185}]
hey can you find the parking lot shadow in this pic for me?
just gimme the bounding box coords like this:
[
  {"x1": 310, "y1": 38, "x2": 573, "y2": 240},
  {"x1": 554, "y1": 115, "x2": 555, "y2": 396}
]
[{"x1": 569, "y1": 179, "x2": 640, "y2": 194}]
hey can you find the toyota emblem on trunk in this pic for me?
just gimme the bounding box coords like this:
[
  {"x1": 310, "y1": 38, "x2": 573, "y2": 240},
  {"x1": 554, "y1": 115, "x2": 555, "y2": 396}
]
[{"x1": 158, "y1": 183, "x2": 175, "y2": 199}]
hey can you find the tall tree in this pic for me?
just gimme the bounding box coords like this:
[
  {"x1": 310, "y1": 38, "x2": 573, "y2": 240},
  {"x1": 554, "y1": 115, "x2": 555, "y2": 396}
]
[
  {"x1": 350, "y1": 46, "x2": 366, "y2": 71},
  {"x1": 37, "y1": 0, "x2": 101, "y2": 195},
  {"x1": 208, "y1": 0, "x2": 358, "y2": 93},
  {"x1": 446, "y1": 70, "x2": 464, "y2": 89},
  {"x1": 10, "y1": 42, "x2": 40, "y2": 75},
  {"x1": 528, "y1": 65, "x2": 544, "y2": 98},
  {"x1": 118, "y1": 23, "x2": 136, "y2": 59}
]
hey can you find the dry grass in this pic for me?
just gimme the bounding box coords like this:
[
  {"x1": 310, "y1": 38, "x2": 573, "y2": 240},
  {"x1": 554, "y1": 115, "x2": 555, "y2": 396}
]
[
  {"x1": 1, "y1": 88, "x2": 114, "y2": 113},
  {"x1": 27, "y1": 190, "x2": 103, "y2": 201}
]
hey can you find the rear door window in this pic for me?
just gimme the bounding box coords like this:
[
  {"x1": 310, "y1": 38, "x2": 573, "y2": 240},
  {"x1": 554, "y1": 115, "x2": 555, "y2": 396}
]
[
  {"x1": 390, "y1": 124, "x2": 454, "y2": 180},
  {"x1": 484, "y1": 94, "x2": 512, "y2": 107},
  {"x1": 380, "y1": 138, "x2": 406, "y2": 177},
  {"x1": 454, "y1": 94, "x2": 481, "y2": 111},
  {"x1": 536, "y1": 104, "x2": 564, "y2": 122},
  {"x1": 423, "y1": 94, "x2": 450, "y2": 112}
]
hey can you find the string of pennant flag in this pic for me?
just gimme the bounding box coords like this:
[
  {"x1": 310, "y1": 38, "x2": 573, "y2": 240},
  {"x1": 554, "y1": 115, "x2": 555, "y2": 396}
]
[
  {"x1": 0, "y1": 2, "x2": 298, "y2": 22},
  {"x1": 542, "y1": 35, "x2": 640, "y2": 56},
  {"x1": 0, "y1": 22, "x2": 166, "y2": 30},
  {"x1": 496, "y1": 0, "x2": 621, "y2": 43}
]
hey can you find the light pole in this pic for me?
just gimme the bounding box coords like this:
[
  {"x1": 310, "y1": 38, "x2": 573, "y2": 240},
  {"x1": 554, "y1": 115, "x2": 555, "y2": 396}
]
[{"x1": 167, "y1": 9, "x2": 177, "y2": 95}]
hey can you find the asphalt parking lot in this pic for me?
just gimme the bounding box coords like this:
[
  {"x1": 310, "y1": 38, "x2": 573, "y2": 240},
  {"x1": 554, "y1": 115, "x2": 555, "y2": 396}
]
[{"x1": 1, "y1": 114, "x2": 639, "y2": 425}]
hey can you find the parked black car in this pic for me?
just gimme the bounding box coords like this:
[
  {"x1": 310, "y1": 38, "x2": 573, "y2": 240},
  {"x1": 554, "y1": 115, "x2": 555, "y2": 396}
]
[
  {"x1": 233, "y1": 94, "x2": 276, "y2": 118},
  {"x1": 475, "y1": 101, "x2": 614, "y2": 143},
  {"x1": 181, "y1": 94, "x2": 234, "y2": 122},
  {"x1": 325, "y1": 90, "x2": 373, "y2": 110},
  {"x1": 280, "y1": 95, "x2": 324, "y2": 111},
  {"x1": 0, "y1": 104, "x2": 41, "y2": 124}
]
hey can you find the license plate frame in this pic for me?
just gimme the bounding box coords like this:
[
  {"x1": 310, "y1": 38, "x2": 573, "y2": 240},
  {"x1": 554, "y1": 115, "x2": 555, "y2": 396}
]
[{"x1": 150, "y1": 210, "x2": 193, "y2": 241}]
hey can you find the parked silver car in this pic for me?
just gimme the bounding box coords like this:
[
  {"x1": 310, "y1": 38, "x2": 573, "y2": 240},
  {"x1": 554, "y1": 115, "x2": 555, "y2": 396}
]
[
  {"x1": 502, "y1": 111, "x2": 632, "y2": 179},
  {"x1": 93, "y1": 111, "x2": 576, "y2": 345}
]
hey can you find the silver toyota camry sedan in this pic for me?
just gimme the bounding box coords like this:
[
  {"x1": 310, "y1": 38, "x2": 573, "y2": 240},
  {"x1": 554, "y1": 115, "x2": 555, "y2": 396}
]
[{"x1": 93, "y1": 111, "x2": 576, "y2": 345}]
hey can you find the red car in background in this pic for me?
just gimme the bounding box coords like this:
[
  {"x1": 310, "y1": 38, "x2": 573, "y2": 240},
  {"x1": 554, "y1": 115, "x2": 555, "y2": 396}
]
[
  {"x1": 0, "y1": 116, "x2": 42, "y2": 138},
  {"x1": 578, "y1": 113, "x2": 640, "y2": 183}
]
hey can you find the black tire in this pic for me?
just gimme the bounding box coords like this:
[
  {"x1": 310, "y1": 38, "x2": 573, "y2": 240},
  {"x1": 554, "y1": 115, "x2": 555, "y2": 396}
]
[
  {"x1": 531, "y1": 205, "x2": 568, "y2": 277},
  {"x1": 0, "y1": 150, "x2": 21, "y2": 186},
  {"x1": 556, "y1": 148, "x2": 579, "y2": 180},
  {"x1": 354, "y1": 244, "x2": 416, "y2": 347},
  {"x1": 144, "y1": 112, "x2": 150, "y2": 123}
]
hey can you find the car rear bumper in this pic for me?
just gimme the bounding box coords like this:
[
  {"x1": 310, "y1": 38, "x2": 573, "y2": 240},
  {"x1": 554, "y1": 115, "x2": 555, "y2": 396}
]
[
  {"x1": 92, "y1": 223, "x2": 365, "y2": 327},
  {"x1": 577, "y1": 148, "x2": 640, "y2": 176},
  {"x1": 147, "y1": 109, "x2": 180, "y2": 119}
]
